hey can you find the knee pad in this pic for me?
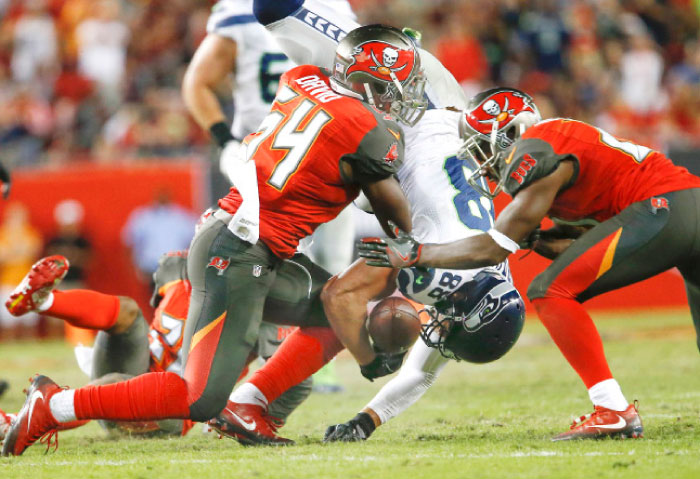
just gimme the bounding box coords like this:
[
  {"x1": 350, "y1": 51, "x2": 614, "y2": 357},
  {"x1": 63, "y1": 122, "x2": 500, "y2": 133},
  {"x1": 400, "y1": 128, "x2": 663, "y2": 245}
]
[{"x1": 254, "y1": 0, "x2": 304, "y2": 25}]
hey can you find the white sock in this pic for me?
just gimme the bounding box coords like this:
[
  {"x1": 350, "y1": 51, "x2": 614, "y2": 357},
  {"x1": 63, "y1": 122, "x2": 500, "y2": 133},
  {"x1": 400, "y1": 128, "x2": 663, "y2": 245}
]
[
  {"x1": 229, "y1": 383, "x2": 268, "y2": 409},
  {"x1": 37, "y1": 292, "x2": 55, "y2": 312},
  {"x1": 49, "y1": 389, "x2": 77, "y2": 423},
  {"x1": 588, "y1": 379, "x2": 628, "y2": 411}
]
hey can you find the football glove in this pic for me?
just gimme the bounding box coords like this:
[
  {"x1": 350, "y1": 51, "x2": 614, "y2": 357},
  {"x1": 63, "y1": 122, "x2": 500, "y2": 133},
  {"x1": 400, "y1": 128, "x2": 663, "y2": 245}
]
[
  {"x1": 359, "y1": 350, "x2": 407, "y2": 382},
  {"x1": 517, "y1": 225, "x2": 541, "y2": 250},
  {"x1": 358, "y1": 222, "x2": 422, "y2": 268},
  {"x1": 324, "y1": 412, "x2": 376, "y2": 442}
]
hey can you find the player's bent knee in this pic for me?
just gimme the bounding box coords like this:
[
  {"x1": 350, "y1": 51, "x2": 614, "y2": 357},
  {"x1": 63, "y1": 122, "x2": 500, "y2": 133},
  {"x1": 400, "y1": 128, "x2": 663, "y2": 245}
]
[{"x1": 253, "y1": 0, "x2": 303, "y2": 25}]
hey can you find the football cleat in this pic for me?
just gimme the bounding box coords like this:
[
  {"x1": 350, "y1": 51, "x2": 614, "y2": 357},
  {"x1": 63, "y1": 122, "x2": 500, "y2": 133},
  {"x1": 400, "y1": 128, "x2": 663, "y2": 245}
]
[
  {"x1": 6, "y1": 255, "x2": 69, "y2": 316},
  {"x1": 551, "y1": 402, "x2": 643, "y2": 441},
  {"x1": 207, "y1": 402, "x2": 294, "y2": 446},
  {"x1": 0, "y1": 408, "x2": 17, "y2": 442},
  {"x1": 2, "y1": 375, "x2": 63, "y2": 456}
]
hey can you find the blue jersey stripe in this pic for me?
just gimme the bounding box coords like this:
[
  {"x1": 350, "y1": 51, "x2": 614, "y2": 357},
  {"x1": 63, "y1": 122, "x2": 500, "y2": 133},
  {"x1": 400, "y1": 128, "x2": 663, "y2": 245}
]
[{"x1": 215, "y1": 14, "x2": 257, "y2": 29}]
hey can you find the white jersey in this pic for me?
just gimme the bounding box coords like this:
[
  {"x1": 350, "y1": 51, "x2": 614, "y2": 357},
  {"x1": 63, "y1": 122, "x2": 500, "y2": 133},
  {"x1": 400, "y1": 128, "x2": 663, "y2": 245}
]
[
  {"x1": 207, "y1": 0, "x2": 293, "y2": 139},
  {"x1": 396, "y1": 109, "x2": 510, "y2": 305},
  {"x1": 207, "y1": 0, "x2": 355, "y2": 139}
]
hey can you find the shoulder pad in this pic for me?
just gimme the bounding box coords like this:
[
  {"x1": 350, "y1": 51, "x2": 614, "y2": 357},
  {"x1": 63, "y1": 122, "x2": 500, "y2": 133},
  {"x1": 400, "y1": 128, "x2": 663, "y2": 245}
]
[
  {"x1": 343, "y1": 112, "x2": 405, "y2": 183},
  {"x1": 502, "y1": 138, "x2": 574, "y2": 196}
]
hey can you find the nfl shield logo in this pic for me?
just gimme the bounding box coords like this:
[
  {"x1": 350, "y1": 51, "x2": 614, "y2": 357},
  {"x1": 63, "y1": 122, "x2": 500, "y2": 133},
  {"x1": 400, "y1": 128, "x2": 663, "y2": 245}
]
[{"x1": 253, "y1": 265, "x2": 262, "y2": 277}]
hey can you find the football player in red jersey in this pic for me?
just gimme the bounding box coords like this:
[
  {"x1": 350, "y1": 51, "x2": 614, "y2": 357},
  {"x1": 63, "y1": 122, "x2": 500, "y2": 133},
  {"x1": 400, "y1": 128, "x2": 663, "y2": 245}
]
[
  {"x1": 1, "y1": 251, "x2": 316, "y2": 440},
  {"x1": 360, "y1": 87, "x2": 700, "y2": 441},
  {"x1": 2, "y1": 25, "x2": 422, "y2": 456}
]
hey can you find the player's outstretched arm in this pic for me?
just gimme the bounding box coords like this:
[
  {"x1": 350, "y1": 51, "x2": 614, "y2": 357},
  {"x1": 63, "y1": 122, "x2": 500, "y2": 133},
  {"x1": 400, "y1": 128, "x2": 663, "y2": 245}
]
[
  {"x1": 324, "y1": 339, "x2": 449, "y2": 442},
  {"x1": 360, "y1": 162, "x2": 574, "y2": 269},
  {"x1": 361, "y1": 176, "x2": 412, "y2": 237},
  {"x1": 182, "y1": 34, "x2": 237, "y2": 146}
]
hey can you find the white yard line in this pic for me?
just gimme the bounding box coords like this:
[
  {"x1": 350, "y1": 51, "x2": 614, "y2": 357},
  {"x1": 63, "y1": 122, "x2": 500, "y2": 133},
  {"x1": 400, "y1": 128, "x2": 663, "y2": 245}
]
[{"x1": 3, "y1": 449, "x2": 693, "y2": 467}]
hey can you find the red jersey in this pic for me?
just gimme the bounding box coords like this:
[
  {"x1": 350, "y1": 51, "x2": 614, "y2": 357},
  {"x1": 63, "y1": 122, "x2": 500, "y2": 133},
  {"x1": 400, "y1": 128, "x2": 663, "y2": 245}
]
[
  {"x1": 148, "y1": 279, "x2": 190, "y2": 373},
  {"x1": 219, "y1": 65, "x2": 403, "y2": 258},
  {"x1": 503, "y1": 118, "x2": 700, "y2": 224}
]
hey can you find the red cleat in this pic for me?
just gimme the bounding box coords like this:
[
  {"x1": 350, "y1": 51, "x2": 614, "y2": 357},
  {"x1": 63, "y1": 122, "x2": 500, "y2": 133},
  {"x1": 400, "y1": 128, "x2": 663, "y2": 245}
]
[
  {"x1": 6, "y1": 256, "x2": 69, "y2": 316},
  {"x1": 552, "y1": 402, "x2": 643, "y2": 441},
  {"x1": 2, "y1": 375, "x2": 63, "y2": 456},
  {"x1": 207, "y1": 402, "x2": 294, "y2": 446}
]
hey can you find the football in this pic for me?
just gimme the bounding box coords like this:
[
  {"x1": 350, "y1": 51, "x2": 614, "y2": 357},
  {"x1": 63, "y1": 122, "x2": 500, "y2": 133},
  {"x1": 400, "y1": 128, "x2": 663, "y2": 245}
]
[{"x1": 367, "y1": 297, "x2": 422, "y2": 353}]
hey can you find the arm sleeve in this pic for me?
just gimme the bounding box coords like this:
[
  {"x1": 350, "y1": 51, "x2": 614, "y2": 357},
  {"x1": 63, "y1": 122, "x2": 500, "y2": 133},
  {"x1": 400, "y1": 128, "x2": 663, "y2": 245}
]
[
  {"x1": 264, "y1": 0, "x2": 360, "y2": 67},
  {"x1": 365, "y1": 339, "x2": 450, "y2": 425},
  {"x1": 340, "y1": 119, "x2": 404, "y2": 184},
  {"x1": 502, "y1": 138, "x2": 578, "y2": 197}
]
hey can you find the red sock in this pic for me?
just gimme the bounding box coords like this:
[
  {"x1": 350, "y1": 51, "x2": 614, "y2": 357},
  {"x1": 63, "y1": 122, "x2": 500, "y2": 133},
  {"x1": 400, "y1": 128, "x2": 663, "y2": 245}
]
[
  {"x1": 74, "y1": 372, "x2": 190, "y2": 421},
  {"x1": 47, "y1": 290, "x2": 120, "y2": 331},
  {"x1": 532, "y1": 297, "x2": 613, "y2": 388},
  {"x1": 248, "y1": 327, "x2": 344, "y2": 403}
]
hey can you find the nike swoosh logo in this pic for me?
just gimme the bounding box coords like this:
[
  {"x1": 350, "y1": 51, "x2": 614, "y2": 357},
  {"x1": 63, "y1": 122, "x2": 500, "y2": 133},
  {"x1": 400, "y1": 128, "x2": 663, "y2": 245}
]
[
  {"x1": 27, "y1": 390, "x2": 44, "y2": 431},
  {"x1": 387, "y1": 128, "x2": 401, "y2": 141},
  {"x1": 228, "y1": 409, "x2": 256, "y2": 431},
  {"x1": 585, "y1": 415, "x2": 626, "y2": 430},
  {"x1": 504, "y1": 146, "x2": 517, "y2": 165}
]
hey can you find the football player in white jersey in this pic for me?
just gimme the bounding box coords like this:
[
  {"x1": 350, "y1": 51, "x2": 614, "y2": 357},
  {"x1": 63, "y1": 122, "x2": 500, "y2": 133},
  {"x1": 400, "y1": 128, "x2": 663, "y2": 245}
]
[{"x1": 218, "y1": 0, "x2": 526, "y2": 444}]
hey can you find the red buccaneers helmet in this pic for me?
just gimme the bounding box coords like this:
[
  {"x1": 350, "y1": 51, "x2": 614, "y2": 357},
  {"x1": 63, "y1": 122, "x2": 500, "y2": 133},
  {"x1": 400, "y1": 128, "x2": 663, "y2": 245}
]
[
  {"x1": 330, "y1": 24, "x2": 427, "y2": 126},
  {"x1": 458, "y1": 88, "x2": 541, "y2": 199}
]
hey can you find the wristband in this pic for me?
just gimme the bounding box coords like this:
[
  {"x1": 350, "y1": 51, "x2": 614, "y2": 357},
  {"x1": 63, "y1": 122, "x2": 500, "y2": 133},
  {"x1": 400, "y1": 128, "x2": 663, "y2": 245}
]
[
  {"x1": 487, "y1": 228, "x2": 519, "y2": 254},
  {"x1": 353, "y1": 412, "x2": 377, "y2": 436},
  {"x1": 209, "y1": 121, "x2": 234, "y2": 148}
]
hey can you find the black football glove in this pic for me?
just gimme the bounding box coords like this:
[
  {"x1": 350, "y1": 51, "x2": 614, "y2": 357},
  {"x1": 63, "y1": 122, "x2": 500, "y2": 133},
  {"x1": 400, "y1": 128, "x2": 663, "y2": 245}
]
[
  {"x1": 323, "y1": 412, "x2": 376, "y2": 443},
  {"x1": 358, "y1": 222, "x2": 422, "y2": 268},
  {"x1": 517, "y1": 225, "x2": 541, "y2": 250},
  {"x1": 359, "y1": 350, "x2": 407, "y2": 382},
  {"x1": 0, "y1": 161, "x2": 11, "y2": 199}
]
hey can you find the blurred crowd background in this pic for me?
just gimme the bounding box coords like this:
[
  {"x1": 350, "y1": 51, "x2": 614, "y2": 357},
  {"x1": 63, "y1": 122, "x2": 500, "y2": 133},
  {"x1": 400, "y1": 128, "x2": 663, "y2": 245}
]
[
  {"x1": 2, "y1": 0, "x2": 700, "y2": 170},
  {"x1": 1, "y1": 0, "x2": 700, "y2": 338}
]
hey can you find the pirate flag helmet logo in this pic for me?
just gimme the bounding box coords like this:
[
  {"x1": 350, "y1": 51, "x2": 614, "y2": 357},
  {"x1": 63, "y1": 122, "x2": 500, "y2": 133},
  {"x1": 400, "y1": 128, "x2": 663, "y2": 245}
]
[
  {"x1": 456, "y1": 87, "x2": 542, "y2": 199},
  {"x1": 330, "y1": 24, "x2": 427, "y2": 126}
]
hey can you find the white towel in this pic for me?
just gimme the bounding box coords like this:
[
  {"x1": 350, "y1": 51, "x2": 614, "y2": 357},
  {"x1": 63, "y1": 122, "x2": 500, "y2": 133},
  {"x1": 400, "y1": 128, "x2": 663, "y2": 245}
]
[{"x1": 220, "y1": 140, "x2": 260, "y2": 244}]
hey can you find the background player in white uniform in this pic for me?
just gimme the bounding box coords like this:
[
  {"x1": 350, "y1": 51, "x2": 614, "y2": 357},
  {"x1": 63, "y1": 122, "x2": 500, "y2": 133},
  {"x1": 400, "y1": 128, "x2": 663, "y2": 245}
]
[{"x1": 223, "y1": 3, "x2": 524, "y2": 444}]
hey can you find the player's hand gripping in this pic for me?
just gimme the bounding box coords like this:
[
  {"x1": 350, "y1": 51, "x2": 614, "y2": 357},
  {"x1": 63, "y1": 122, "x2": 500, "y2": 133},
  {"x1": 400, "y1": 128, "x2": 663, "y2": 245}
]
[
  {"x1": 358, "y1": 222, "x2": 423, "y2": 268},
  {"x1": 359, "y1": 350, "x2": 407, "y2": 382}
]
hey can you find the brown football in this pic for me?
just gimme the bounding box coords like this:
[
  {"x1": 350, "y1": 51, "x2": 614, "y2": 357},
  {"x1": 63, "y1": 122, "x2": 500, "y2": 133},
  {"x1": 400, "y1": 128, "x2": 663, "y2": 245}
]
[{"x1": 367, "y1": 297, "x2": 422, "y2": 353}]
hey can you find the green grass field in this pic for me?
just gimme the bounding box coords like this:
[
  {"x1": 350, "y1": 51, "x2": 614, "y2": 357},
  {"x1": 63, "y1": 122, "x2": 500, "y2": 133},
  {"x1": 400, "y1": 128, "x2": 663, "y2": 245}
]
[{"x1": 2, "y1": 310, "x2": 700, "y2": 479}]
